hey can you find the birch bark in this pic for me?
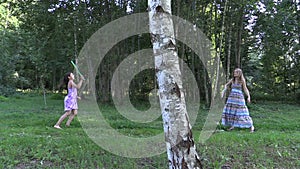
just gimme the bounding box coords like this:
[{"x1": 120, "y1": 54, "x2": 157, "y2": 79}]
[{"x1": 148, "y1": 0, "x2": 202, "y2": 168}]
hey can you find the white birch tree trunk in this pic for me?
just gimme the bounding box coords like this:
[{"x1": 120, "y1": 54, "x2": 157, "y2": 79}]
[{"x1": 148, "y1": 0, "x2": 202, "y2": 168}]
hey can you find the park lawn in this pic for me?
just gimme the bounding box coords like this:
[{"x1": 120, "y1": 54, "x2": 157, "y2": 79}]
[{"x1": 0, "y1": 94, "x2": 299, "y2": 168}]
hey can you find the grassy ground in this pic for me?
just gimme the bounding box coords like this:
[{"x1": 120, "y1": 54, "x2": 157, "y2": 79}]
[{"x1": 0, "y1": 94, "x2": 299, "y2": 168}]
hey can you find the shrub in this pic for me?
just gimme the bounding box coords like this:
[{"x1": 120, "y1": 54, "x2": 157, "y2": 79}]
[
  {"x1": 0, "y1": 85, "x2": 16, "y2": 96},
  {"x1": 49, "y1": 93, "x2": 65, "y2": 100},
  {"x1": 0, "y1": 95, "x2": 8, "y2": 102}
]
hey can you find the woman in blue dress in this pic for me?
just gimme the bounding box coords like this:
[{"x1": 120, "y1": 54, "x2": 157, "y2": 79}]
[{"x1": 221, "y1": 68, "x2": 255, "y2": 132}]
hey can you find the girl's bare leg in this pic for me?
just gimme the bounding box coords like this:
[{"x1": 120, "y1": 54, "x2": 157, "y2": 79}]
[
  {"x1": 250, "y1": 126, "x2": 255, "y2": 133},
  {"x1": 66, "y1": 109, "x2": 78, "y2": 127},
  {"x1": 228, "y1": 126, "x2": 235, "y2": 131},
  {"x1": 54, "y1": 111, "x2": 71, "y2": 129}
]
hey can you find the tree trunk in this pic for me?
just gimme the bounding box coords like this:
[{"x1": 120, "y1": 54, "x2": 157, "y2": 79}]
[
  {"x1": 227, "y1": 26, "x2": 232, "y2": 80},
  {"x1": 226, "y1": 0, "x2": 232, "y2": 81},
  {"x1": 212, "y1": 0, "x2": 228, "y2": 103},
  {"x1": 236, "y1": 8, "x2": 244, "y2": 68},
  {"x1": 148, "y1": 0, "x2": 202, "y2": 168}
]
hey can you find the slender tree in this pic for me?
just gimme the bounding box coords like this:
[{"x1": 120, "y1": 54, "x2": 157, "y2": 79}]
[{"x1": 148, "y1": 0, "x2": 202, "y2": 168}]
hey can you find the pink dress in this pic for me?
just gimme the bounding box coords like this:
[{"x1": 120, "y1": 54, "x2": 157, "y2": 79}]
[{"x1": 64, "y1": 87, "x2": 78, "y2": 111}]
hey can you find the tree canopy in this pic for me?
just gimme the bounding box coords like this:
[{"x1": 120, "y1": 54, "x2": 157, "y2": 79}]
[{"x1": 0, "y1": 0, "x2": 299, "y2": 103}]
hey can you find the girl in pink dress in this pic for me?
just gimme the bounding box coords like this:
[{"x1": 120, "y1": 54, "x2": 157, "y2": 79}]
[{"x1": 54, "y1": 72, "x2": 84, "y2": 129}]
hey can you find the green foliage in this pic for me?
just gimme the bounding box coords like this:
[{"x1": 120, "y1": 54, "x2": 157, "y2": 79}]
[
  {"x1": 129, "y1": 69, "x2": 156, "y2": 103},
  {"x1": 250, "y1": 91, "x2": 296, "y2": 103},
  {"x1": 296, "y1": 89, "x2": 300, "y2": 104},
  {"x1": 249, "y1": 0, "x2": 300, "y2": 99},
  {"x1": 0, "y1": 31, "x2": 18, "y2": 96},
  {"x1": 0, "y1": 1, "x2": 20, "y2": 30},
  {"x1": 0, "y1": 85, "x2": 15, "y2": 96},
  {"x1": 49, "y1": 93, "x2": 65, "y2": 100},
  {"x1": 0, "y1": 95, "x2": 8, "y2": 102},
  {"x1": 0, "y1": 1, "x2": 299, "y2": 105}
]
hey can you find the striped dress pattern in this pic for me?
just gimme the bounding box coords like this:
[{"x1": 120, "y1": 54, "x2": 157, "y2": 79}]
[{"x1": 222, "y1": 83, "x2": 253, "y2": 128}]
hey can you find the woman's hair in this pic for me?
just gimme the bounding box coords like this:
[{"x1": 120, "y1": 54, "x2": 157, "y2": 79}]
[{"x1": 233, "y1": 68, "x2": 246, "y2": 84}]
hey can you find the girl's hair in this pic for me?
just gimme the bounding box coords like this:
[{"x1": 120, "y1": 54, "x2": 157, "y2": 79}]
[
  {"x1": 63, "y1": 72, "x2": 72, "y2": 89},
  {"x1": 233, "y1": 68, "x2": 246, "y2": 84},
  {"x1": 58, "y1": 72, "x2": 72, "y2": 89}
]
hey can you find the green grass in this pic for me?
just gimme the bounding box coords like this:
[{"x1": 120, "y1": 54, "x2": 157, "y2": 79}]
[{"x1": 0, "y1": 94, "x2": 299, "y2": 168}]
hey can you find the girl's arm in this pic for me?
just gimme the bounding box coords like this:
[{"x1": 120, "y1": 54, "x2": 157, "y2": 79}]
[
  {"x1": 242, "y1": 79, "x2": 251, "y2": 102},
  {"x1": 70, "y1": 78, "x2": 84, "y2": 89},
  {"x1": 221, "y1": 79, "x2": 232, "y2": 98},
  {"x1": 225, "y1": 79, "x2": 233, "y2": 88}
]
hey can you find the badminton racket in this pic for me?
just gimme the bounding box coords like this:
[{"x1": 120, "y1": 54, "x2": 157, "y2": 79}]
[{"x1": 71, "y1": 60, "x2": 84, "y2": 79}]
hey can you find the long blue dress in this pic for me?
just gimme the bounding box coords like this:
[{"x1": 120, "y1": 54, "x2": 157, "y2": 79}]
[{"x1": 222, "y1": 83, "x2": 253, "y2": 128}]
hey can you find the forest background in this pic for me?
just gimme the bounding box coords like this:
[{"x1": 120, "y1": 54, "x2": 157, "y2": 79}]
[
  {"x1": 0, "y1": 0, "x2": 299, "y2": 104},
  {"x1": 0, "y1": 0, "x2": 300, "y2": 168}
]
